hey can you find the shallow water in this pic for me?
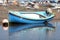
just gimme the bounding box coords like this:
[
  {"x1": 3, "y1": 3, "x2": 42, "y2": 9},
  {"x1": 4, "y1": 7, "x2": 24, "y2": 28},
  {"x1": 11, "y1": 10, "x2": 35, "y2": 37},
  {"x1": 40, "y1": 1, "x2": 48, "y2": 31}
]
[
  {"x1": 0, "y1": 25, "x2": 8, "y2": 40},
  {"x1": 9, "y1": 21, "x2": 60, "y2": 40}
]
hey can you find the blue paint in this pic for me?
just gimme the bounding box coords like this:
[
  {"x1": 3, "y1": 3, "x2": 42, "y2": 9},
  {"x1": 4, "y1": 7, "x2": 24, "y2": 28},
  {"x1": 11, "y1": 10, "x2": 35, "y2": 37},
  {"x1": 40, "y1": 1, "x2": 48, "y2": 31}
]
[{"x1": 9, "y1": 11, "x2": 54, "y2": 23}]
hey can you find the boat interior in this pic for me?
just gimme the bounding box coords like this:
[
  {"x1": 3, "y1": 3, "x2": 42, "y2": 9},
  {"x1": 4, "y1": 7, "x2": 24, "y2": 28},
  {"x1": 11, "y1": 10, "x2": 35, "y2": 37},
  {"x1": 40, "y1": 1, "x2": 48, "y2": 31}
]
[{"x1": 9, "y1": 10, "x2": 54, "y2": 20}]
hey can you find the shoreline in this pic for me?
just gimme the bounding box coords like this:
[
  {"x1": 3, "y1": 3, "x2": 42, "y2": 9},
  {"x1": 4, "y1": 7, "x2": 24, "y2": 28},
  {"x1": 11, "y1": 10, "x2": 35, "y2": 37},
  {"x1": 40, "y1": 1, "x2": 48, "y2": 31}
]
[{"x1": 0, "y1": 5, "x2": 60, "y2": 23}]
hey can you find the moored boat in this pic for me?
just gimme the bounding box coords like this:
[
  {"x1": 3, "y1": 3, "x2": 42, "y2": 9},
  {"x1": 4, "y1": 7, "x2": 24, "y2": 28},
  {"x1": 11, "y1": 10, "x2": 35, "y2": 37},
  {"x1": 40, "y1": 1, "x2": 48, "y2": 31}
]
[{"x1": 9, "y1": 10, "x2": 55, "y2": 23}]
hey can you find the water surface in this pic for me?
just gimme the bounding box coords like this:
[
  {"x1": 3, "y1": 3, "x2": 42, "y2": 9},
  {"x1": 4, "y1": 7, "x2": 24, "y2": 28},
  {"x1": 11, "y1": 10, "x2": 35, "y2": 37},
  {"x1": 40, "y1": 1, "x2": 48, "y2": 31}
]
[
  {"x1": 9, "y1": 21, "x2": 60, "y2": 40},
  {"x1": 0, "y1": 25, "x2": 8, "y2": 40}
]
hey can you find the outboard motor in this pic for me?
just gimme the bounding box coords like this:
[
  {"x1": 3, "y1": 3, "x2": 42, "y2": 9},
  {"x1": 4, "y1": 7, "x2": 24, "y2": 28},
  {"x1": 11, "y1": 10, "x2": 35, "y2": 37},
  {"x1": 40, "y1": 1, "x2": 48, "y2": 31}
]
[
  {"x1": 45, "y1": 10, "x2": 50, "y2": 16},
  {"x1": 46, "y1": 8, "x2": 52, "y2": 16}
]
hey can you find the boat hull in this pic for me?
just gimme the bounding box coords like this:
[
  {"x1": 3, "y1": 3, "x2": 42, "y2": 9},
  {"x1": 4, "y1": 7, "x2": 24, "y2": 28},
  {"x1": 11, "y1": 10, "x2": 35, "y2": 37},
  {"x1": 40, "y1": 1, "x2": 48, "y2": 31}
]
[{"x1": 9, "y1": 13, "x2": 54, "y2": 24}]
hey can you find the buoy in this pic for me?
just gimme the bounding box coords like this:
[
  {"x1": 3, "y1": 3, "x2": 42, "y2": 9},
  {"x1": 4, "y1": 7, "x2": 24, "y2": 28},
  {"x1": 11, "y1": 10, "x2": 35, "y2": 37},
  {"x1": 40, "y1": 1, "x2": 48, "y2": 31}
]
[
  {"x1": 2, "y1": 19, "x2": 9, "y2": 30},
  {"x1": 47, "y1": 8, "x2": 52, "y2": 13}
]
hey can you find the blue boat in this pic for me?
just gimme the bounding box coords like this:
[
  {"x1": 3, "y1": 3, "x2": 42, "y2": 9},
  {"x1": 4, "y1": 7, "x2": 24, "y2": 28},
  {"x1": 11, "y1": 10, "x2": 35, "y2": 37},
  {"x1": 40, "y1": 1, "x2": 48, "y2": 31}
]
[{"x1": 9, "y1": 11, "x2": 55, "y2": 23}]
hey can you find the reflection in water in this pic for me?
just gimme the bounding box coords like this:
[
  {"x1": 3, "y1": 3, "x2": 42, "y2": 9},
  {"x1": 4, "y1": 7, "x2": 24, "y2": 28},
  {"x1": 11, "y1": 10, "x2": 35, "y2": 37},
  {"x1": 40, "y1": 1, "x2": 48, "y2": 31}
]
[
  {"x1": 3, "y1": 27, "x2": 8, "y2": 30},
  {"x1": 2, "y1": 23, "x2": 9, "y2": 30},
  {"x1": 0, "y1": 25, "x2": 8, "y2": 40},
  {"x1": 9, "y1": 23, "x2": 55, "y2": 32},
  {"x1": 9, "y1": 22, "x2": 56, "y2": 40}
]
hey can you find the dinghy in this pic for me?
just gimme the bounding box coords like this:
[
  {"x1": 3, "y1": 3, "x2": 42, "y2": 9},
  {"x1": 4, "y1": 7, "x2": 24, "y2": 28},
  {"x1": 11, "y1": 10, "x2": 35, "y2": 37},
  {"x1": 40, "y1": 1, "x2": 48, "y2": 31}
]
[{"x1": 9, "y1": 10, "x2": 54, "y2": 23}]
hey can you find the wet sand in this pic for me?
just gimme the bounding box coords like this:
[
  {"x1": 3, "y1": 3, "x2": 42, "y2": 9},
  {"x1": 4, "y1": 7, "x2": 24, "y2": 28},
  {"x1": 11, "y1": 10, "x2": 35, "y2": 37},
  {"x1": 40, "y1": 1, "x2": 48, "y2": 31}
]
[
  {"x1": 0, "y1": 6, "x2": 8, "y2": 23},
  {"x1": 0, "y1": 5, "x2": 60, "y2": 23}
]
